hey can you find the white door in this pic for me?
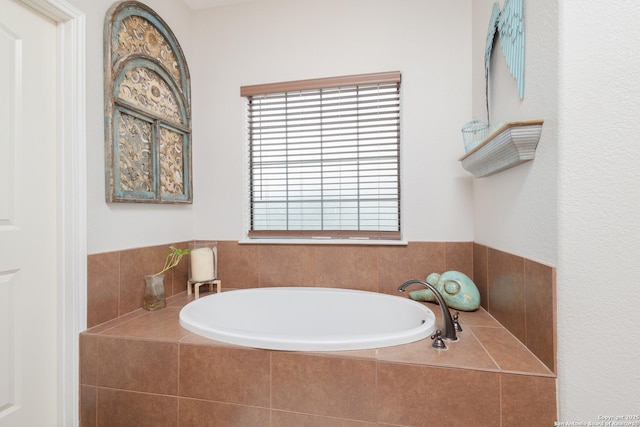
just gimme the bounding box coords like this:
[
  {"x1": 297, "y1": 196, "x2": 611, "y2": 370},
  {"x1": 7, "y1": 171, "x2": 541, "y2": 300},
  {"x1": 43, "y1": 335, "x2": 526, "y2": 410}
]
[{"x1": 0, "y1": 0, "x2": 60, "y2": 425}]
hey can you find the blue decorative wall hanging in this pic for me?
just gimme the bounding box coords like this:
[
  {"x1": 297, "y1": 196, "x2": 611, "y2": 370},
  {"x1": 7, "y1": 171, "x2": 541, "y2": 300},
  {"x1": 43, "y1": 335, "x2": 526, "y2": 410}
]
[
  {"x1": 484, "y1": 0, "x2": 525, "y2": 122},
  {"x1": 104, "y1": 1, "x2": 192, "y2": 203}
]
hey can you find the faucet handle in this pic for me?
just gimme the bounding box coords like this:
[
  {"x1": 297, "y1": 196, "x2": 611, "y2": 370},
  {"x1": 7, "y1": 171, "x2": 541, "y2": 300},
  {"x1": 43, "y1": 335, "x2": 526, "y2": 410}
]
[
  {"x1": 430, "y1": 330, "x2": 447, "y2": 350},
  {"x1": 453, "y1": 311, "x2": 463, "y2": 332}
]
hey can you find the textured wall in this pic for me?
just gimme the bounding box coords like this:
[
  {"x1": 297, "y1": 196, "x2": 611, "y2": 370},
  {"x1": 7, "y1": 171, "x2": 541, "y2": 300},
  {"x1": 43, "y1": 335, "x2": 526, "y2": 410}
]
[
  {"x1": 470, "y1": 0, "x2": 558, "y2": 266},
  {"x1": 190, "y1": 0, "x2": 475, "y2": 244},
  {"x1": 556, "y1": 0, "x2": 640, "y2": 420},
  {"x1": 82, "y1": 0, "x2": 477, "y2": 253}
]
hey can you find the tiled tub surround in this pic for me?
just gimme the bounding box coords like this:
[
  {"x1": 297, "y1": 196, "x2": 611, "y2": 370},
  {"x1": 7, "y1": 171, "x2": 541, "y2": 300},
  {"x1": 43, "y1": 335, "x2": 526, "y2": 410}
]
[
  {"x1": 86, "y1": 241, "x2": 475, "y2": 328},
  {"x1": 88, "y1": 241, "x2": 556, "y2": 373},
  {"x1": 80, "y1": 293, "x2": 556, "y2": 426},
  {"x1": 473, "y1": 243, "x2": 556, "y2": 373}
]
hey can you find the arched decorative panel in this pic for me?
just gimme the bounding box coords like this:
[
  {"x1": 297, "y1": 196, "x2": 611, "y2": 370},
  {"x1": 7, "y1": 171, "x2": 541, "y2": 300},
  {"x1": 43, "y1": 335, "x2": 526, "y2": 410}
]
[{"x1": 104, "y1": 1, "x2": 192, "y2": 203}]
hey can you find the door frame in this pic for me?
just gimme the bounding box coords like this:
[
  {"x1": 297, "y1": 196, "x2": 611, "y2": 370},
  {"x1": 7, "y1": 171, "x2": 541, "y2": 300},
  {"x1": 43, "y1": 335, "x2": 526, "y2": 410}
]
[{"x1": 19, "y1": 0, "x2": 86, "y2": 425}]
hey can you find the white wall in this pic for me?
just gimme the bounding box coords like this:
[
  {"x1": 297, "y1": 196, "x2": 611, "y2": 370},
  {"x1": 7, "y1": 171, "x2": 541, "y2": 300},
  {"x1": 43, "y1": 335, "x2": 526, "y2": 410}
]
[
  {"x1": 472, "y1": 0, "x2": 640, "y2": 420},
  {"x1": 79, "y1": 0, "x2": 475, "y2": 253},
  {"x1": 471, "y1": 0, "x2": 558, "y2": 266},
  {"x1": 556, "y1": 1, "x2": 640, "y2": 421},
  {"x1": 190, "y1": 0, "x2": 474, "y2": 242},
  {"x1": 69, "y1": 0, "x2": 196, "y2": 254}
]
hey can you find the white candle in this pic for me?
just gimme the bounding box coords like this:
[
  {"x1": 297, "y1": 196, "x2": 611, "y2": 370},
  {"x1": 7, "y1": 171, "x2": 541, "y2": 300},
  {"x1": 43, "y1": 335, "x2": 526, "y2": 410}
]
[{"x1": 190, "y1": 247, "x2": 214, "y2": 281}]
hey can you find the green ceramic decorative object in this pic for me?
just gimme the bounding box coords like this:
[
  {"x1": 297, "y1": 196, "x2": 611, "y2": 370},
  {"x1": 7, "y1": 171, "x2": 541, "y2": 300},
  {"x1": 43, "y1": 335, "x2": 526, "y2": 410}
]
[{"x1": 409, "y1": 271, "x2": 480, "y2": 311}]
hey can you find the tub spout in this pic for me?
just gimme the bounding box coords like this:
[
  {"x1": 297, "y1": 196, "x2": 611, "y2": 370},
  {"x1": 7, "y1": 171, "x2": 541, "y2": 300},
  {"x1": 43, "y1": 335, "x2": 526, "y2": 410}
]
[{"x1": 398, "y1": 279, "x2": 458, "y2": 341}]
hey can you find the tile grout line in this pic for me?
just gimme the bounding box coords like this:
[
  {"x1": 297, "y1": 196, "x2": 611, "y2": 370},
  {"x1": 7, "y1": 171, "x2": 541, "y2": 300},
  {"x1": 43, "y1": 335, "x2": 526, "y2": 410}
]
[
  {"x1": 269, "y1": 350, "x2": 273, "y2": 427},
  {"x1": 499, "y1": 372, "x2": 503, "y2": 427},
  {"x1": 177, "y1": 339, "x2": 181, "y2": 426},
  {"x1": 466, "y1": 326, "x2": 502, "y2": 373},
  {"x1": 522, "y1": 256, "x2": 528, "y2": 355}
]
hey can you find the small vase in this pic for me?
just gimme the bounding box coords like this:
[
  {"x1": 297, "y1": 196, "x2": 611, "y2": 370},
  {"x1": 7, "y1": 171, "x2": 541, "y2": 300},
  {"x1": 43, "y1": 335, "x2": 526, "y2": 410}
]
[{"x1": 143, "y1": 274, "x2": 167, "y2": 311}]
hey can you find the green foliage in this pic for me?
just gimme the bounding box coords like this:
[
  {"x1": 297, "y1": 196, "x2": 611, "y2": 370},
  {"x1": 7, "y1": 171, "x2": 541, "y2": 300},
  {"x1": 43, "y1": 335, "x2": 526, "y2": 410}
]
[{"x1": 153, "y1": 246, "x2": 191, "y2": 277}]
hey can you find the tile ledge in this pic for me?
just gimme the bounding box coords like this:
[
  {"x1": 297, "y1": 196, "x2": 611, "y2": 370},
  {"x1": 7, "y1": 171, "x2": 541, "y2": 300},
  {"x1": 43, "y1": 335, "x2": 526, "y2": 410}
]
[
  {"x1": 81, "y1": 294, "x2": 555, "y2": 378},
  {"x1": 468, "y1": 325, "x2": 555, "y2": 377}
]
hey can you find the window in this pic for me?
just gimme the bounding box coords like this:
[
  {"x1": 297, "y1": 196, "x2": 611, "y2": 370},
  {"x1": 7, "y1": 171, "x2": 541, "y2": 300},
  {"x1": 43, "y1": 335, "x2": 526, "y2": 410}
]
[
  {"x1": 241, "y1": 71, "x2": 401, "y2": 240},
  {"x1": 104, "y1": 2, "x2": 192, "y2": 203}
]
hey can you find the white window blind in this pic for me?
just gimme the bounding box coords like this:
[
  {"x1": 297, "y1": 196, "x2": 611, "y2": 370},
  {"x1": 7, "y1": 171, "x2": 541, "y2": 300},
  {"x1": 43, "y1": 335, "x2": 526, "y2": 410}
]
[{"x1": 242, "y1": 72, "x2": 401, "y2": 240}]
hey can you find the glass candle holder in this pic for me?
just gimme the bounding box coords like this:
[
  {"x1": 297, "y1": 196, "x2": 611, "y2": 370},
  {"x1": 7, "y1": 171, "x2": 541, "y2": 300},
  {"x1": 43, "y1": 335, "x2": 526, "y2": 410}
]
[{"x1": 188, "y1": 240, "x2": 217, "y2": 282}]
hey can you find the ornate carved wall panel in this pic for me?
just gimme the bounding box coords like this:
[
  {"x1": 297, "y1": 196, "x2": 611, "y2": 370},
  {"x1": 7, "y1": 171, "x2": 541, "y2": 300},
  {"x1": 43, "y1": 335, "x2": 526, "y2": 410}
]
[{"x1": 105, "y1": 1, "x2": 191, "y2": 203}]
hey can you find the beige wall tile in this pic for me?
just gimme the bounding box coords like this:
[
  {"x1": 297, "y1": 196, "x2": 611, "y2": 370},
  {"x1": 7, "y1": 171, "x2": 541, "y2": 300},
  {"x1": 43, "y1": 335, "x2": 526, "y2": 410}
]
[
  {"x1": 87, "y1": 251, "x2": 120, "y2": 328},
  {"x1": 179, "y1": 344, "x2": 270, "y2": 407},
  {"x1": 316, "y1": 245, "x2": 378, "y2": 291},
  {"x1": 271, "y1": 352, "x2": 377, "y2": 421},
  {"x1": 501, "y1": 373, "x2": 557, "y2": 425},
  {"x1": 271, "y1": 410, "x2": 377, "y2": 427},
  {"x1": 80, "y1": 385, "x2": 96, "y2": 427},
  {"x1": 96, "y1": 336, "x2": 179, "y2": 395},
  {"x1": 79, "y1": 333, "x2": 97, "y2": 386},
  {"x1": 217, "y1": 240, "x2": 260, "y2": 288},
  {"x1": 525, "y1": 259, "x2": 556, "y2": 373},
  {"x1": 97, "y1": 307, "x2": 189, "y2": 342},
  {"x1": 178, "y1": 397, "x2": 270, "y2": 427},
  {"x1": 168, "y1": 241, "x2": 191, "y2": 297},
  {"x1": 469, "y1": 326, "x2": 553, "y2": 376},
  {"x1": 473, "y1": 243, "x2": 489, "y2": 309},
  {"x1": 445, "y1": 241, "x2": 474, "y2": 277},
  {"x1": 455, "y1": 306, "x2": 501, "y2": 328},
  {"x1": 377, "y1": 329, "x2": 499, "y2": 372},
  {"x1": 83, "y1": 309, "x2": 147, "y2": 334},
  {"x1": 377, "y1": 362, "x2": 500, "y2": 426},
  {"x1": 487, "y1": 248, "x2": 526, "y2": 341},
  {"x1": 259, "y1": 244, "x2": 317, "y2": 287},
  {"x1": 97, "y1": 388, "x2": 178, "y2": 427},
  {"x1": 119, "y1": 245, "x2": 168, "y2": 315},
  {"x1": 377, "y1": 242, "x2": 446, "y2": 294}
]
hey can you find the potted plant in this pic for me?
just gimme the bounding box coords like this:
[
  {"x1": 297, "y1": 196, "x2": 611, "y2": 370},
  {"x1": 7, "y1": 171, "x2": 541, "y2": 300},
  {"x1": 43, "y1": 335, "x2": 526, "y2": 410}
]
[{"x1": 143, "y1": 246, "x2": 190, "y2": 311}]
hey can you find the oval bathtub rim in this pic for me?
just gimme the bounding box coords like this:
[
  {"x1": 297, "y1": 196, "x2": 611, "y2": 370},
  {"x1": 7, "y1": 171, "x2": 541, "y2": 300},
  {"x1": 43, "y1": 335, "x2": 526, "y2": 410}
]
[{"x1": 179, "y1": 287, "x2": 437, "y2": 352}]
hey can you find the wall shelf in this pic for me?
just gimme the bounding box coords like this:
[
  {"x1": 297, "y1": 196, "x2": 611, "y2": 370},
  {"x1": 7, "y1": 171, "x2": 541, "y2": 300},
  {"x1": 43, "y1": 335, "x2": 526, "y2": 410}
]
[{"x1": 459, "y1": 120, "x2": 544, "y2": 178}]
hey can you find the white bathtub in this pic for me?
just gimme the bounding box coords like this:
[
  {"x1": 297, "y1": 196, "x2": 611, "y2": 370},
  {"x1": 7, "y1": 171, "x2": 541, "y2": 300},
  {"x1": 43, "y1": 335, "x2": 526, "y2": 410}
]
[{"x1": 179, "y1": 287, "x2": 436, "y2": 351}]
